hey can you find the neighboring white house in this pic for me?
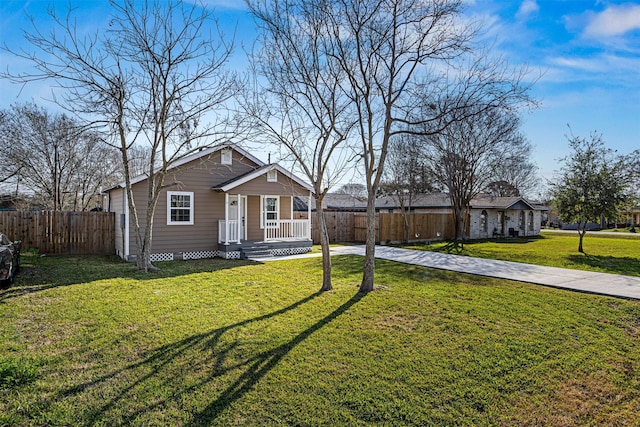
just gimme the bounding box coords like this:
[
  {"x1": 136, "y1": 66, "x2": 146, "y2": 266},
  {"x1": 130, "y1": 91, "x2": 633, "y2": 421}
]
[{"x1": 467, "y1": 195, "x2": 546, "y2": 239}]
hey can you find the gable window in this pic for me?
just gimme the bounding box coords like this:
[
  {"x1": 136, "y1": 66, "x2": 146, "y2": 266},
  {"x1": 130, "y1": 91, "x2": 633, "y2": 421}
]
[
  {"x1": 167, "y1": 191, "x2": 194, "y2": 225},
  {"x1": 260, "y1": 196, "x2": 279, "y2": 228},
  {"x1": 480, "y1": 210, "x2": 488, "y2": 232},
  {"x1": 267, "y1": 169, "x2": 278, "y2": 182},
  {"x1": 221, "y1": 148, "x2": 232, "y2": 165},
  {"x1": 528, "y1": 211, "x2": 534, "y2": 231},
  {"x1": 519, "y1": 211, "x2": 525, "y2": 231}
]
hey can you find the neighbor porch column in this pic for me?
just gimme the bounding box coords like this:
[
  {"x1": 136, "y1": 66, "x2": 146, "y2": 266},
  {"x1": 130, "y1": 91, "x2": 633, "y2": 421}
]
[
  {"x1": 224, "y1": 192, "x2": 229, "y2": 245},
  {"x1": 237, "y1": 193, "x2": 241, "y2": 244}
]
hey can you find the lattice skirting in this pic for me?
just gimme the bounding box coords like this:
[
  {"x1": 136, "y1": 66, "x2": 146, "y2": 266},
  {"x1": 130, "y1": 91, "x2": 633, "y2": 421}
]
[
  {"x1": 183, "y1": 251, "x2": 218, "y2": 260},
  {"x1": 150, "y1": 252, "x2": 174, "y2": 262},
  {"x1": 269, "y1": 246, "x2": 312, "y2": 257},
  {"x1": 147, "y1": 247, "x2": 309, "y2": 262},
  {"x1": 222, "y1": 251, "x2": 241, "y2": 259}
]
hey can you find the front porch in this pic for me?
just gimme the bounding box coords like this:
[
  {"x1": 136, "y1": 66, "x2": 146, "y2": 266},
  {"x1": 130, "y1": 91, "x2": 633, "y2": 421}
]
[
  {"x1": 218, "y1": 239, "x2": 312, "y2": 259},
  {"x1": 217, "y1": 192, "x2": 312, "y2": 256}
]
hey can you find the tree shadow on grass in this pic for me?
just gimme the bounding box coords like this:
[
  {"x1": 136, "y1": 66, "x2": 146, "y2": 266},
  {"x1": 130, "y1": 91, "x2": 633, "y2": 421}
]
[
  {"x1": 47, "y1": 290, "x2": 365, "y2": 425},
  {"x1": 0, "y1": 253, "x2": 254, "y2": 304},
  {"x1": 433, "y1": 241, "x2": 464, "y2": 254},
  {"x1": 566, "y1": 254, "x2": 640, "y2": 276},
  {"x1": 189, "y1": 291, "x2": 365, "y2": 425}
]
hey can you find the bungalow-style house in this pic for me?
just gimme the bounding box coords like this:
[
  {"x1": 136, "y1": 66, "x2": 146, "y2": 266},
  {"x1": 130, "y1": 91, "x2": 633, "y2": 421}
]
[{"x1": 104, "y1": 144, "x2": 313, "y2": 261}]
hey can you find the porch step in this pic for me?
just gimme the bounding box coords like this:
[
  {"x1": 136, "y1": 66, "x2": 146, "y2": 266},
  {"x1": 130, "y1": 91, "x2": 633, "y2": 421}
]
[{"x1": 240, "y1": 247, "x2": 273, "y2": 259}]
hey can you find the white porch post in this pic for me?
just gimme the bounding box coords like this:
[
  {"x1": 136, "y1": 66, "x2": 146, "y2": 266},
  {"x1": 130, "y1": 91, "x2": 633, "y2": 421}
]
[
  {"x1": 262, "y1": 196, "x2": 267, "y2": 242},
  {"x1": 237, "y1": 193, "x2": 241, "y2": 244},
  {"x1": 224, "y1": 193, "x2": 229, "y2": 245},
  {"x1": 307, "y1": 191, "x2": 312, "y2": 240}
]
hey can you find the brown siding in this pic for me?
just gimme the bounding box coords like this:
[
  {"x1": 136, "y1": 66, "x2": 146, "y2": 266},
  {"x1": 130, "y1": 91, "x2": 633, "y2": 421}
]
[
  {"x1": 231, "y1": 173, "x2": 309, "y2": 196},
  {"x1": 280, "y1": 196, "x2": 292, "y2": 220},
  {"x1": 125, "y1": 149, "x2": 261, "y2": 256},
  {"x1": 246, "y1": 195, "x2": 262, "y2": 241}
]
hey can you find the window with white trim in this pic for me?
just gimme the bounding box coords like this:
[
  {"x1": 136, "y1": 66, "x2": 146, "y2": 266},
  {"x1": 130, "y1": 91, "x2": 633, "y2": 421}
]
[
  {"x1": 167, "y1": 191, "x2": 194, "y2": 225},
  {"x1": 221, "y1": 148, "x2": 232, "y2": 165},
  {"x1": 528, "y1": 211, "x2": 534, "y2": 231},
  {"x1": 267, "y1": 169, "x2": 277, "y2": 182},
  {"x1": 260, "y1": 196, "x2": 279, "y2": 228}
]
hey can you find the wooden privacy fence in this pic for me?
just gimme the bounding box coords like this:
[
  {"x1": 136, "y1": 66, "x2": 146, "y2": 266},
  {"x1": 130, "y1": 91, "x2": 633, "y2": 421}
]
[
  {"x1": 376, "y1": 212, "x2": 456, "y2": 243},
  {"x1": 0, "y1": 211, "x2": 115, "y2": 255},
  {"x1": 303, "y1": 211, "x2": 356, "y2": 244},
  {"x1": 356, "y1": 212, "x2": 455, "y2": 243},
  {"x1": 305, "y1": 211, "x2": 456, "y2": 244}
]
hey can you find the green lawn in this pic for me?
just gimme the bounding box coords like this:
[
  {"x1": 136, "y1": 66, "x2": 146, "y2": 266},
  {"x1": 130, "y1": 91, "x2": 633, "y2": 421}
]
[
  {"x1": 1, "y1": 252, "x2": 639, "y2": 426},
  {"x1": 401, "y1": 232, "x2": 640, "y2": 277}
]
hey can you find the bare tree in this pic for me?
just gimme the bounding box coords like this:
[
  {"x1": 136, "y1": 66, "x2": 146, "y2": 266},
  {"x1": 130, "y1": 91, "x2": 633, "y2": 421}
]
[
  {"x1": 247, "y1": 0, "x2": 356, "y2": 291},
  {"x1": 70, "y1": 131, "x2": 122, "y2": 210},
  {"x1": 0, "y1": 111, "x2": 21, "y2": 187},
  {"x1": 0, "y1": 103, "x2": 120, "y2": 211},
  {"x1": 379, "y1": 135, "x2": 434, "y2": 243},
  {"x1": 489, "y1": 142, "x2": 538, "y2": 197},
  {"x1": 423, "y1": 107, "x2": 531, "y2": 246},
  {"x1": 485, "y1": 180, "x2": 520, "y2": 197},
  {"x1": 4, "y1": 0, "x2": 239, "y2": 270},
  {"x1": 335, "y1": 183, "x2": 367, "y2": 199},
  {"x1": 320, "y1": 0, "x2": 478, "y2": 292}
]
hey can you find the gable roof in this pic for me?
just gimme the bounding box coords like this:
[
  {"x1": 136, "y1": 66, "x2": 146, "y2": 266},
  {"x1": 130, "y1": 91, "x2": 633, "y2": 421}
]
[
  {"x1": 107, "y1": 143, "x2": 264, "y2": 190},
  {"x1": 469, "y1": 195, "x2": 545, "y2": 210},
  {"x1": 211, "y1": 164, "x2": 313, "y2": 192}
]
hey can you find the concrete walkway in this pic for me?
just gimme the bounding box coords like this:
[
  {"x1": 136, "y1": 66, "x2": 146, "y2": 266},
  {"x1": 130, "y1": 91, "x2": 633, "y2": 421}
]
[{"x1": 253, "y1": 245, "x2": 640, "y2": 300}]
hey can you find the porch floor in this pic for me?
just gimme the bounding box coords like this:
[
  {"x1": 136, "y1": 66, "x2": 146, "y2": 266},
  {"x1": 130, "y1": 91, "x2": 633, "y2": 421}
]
[{"x1": 219, "y1": 239, "x2": 312, "y2": 259}]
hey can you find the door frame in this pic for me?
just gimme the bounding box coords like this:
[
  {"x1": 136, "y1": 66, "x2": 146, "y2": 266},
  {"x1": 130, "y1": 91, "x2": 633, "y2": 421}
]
[{"x1": 229, "y1": 195, "x2": 248, "y2": 240}]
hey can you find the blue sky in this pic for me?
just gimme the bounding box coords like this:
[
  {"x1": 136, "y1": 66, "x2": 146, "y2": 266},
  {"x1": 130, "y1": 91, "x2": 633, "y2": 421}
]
[{"x1": 1, "y1": 0, "x2": 639, "y2": 195}]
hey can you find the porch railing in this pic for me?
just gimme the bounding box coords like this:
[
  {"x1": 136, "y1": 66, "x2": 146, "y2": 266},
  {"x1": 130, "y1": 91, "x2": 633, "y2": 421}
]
[
  {"x1": 218, "y1": 219, "x2": 310, "y2": 244},
  {"x1": 265, "y1": 219, "x2": 310, "y2": 241},
  {"x1": 218, "y1": 220, "x2": 239, "y2": 243}
]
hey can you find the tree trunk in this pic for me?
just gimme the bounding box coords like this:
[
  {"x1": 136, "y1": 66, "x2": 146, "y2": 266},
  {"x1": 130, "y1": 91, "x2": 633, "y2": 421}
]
[
  {"x1": 578, "y1": 225, "x2": 586, "y2": 253},
  {"x1": 135, "y1": 216, "x2": 156, "y2": 272},
  {"x1": 316, "y1": 204, "x2": 332, "y2": 292},
  {"x1": 453, "y1": 206, "x2": 465, "y2": 240},
  {"x1": 402, "y1": 207, "x2": 410, "y2": 244},
  {"x1": 359, "y1": 196, "x2": 377, "y2": 293}
]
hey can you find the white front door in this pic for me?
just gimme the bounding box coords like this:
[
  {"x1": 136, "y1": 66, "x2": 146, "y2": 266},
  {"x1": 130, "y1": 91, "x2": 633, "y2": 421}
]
[{"x1": 228, "y1": 195, "x2": 247, "y2": 240}]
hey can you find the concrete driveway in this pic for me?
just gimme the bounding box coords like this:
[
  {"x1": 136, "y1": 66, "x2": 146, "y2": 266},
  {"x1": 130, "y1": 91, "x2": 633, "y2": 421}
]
[{"x1": 328, "y1": 245, "x2": 640, "y2": 300}]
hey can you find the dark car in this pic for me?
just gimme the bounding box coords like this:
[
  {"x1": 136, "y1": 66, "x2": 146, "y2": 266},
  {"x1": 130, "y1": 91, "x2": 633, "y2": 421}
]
[{"x1": 0, "y1": 233, "x2": 21, "y2": 286}]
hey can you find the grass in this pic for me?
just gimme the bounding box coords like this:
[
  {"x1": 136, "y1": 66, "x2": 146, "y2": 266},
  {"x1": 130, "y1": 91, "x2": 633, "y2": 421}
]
[
  {"x1": 400, "y1": 232, "x2": 640, "y2": 277},
  {"x1": 1, "y1": 251, "x2": 639, "y2": 425},
  {"x1": 600, "y1": 227, "x2": 638, "y2": 233}
]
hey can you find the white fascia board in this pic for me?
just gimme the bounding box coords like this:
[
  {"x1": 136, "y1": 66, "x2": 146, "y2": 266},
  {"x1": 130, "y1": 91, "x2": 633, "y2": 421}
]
[
  {"x1": 114, "y1": 143, "x2": 265, "y2": 189},
  {"x1": 217, "y1": 164, "x2": 313, "y2": 193}
]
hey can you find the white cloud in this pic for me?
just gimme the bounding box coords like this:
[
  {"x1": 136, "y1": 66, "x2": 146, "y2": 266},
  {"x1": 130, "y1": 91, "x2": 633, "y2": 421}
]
[
  {"x1": 584, "y1": 3, "x2": 640, "y2": 37},
  {"x1": 544, "y1": 53, "x2": 640, "y2": 89},
  {"x1": 516, "y1": 0, "x2": 539, "y2": 20}
]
